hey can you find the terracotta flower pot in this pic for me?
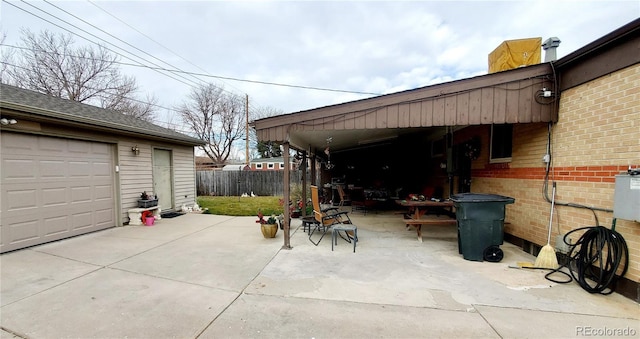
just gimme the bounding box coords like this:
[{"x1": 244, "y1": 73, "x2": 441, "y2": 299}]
[{"x1": 260, "y1": 223, "x2": 278, "y2": 238}]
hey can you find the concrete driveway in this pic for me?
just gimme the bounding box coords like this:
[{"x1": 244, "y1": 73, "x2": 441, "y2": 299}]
[{"x1": 1, "y1": 212, "x2": 638, "y2": 338}]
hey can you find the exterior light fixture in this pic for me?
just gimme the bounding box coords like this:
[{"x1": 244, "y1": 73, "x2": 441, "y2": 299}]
[
  {"x1": 0, "y1": 118, "x2": 18, "y2": 125},
  {"x1": 131, "y1": 145, "x2": 140, "y2": 155}
]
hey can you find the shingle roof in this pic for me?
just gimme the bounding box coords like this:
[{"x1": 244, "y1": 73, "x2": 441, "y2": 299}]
[{"x1": 0, "y1": 84, "x2": 205, "y2": 145}]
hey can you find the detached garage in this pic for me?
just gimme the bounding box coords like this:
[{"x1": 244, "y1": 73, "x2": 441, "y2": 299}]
[{"x1": 0, "y1": 84, "x2": 205, "y2": 253}]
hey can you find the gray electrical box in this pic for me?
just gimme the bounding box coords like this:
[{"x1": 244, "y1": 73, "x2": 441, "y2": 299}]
[{"x1": 613, "y1": 174, "x2": 640, "y2": 222}]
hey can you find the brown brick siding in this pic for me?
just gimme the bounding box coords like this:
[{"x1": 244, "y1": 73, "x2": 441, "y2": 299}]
[{"x1": 468, "y1": 64, "x2": 639, "y2": 283}]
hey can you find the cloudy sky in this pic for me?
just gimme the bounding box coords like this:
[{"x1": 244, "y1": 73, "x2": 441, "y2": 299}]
[{"x1": 1, "y1": 0, "x2": 638, "y2": 130}]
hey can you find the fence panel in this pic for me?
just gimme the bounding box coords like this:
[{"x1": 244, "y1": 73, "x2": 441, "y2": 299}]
[{"x1": 196, "y1": 170, "x2": 312, "y2": 197}]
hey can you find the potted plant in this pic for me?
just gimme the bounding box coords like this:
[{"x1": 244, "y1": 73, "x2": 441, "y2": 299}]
[
  {"x1": 256, "y1": 211, "x2": 278, "y2": 238},
  {"x1": 278, "y1": 198, "x2": 302, "y2": 219},
  {"x1": 138, "y1": 191, "x2": 158, "y2": 208}
]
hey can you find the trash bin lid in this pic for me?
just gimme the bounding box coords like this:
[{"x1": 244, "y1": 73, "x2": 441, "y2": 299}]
[{"x1": 450, "y1": 193, "x2": 515, "y2": 203}]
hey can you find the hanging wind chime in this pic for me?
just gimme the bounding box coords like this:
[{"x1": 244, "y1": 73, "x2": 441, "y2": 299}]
[{"x1": 324, "y1": 137, "x2": 334, "y2": 169}]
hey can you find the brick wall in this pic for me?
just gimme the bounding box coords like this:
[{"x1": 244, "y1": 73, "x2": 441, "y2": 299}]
[{"x1": 468, "y1": 64, "x2": 640, "y2": 283}]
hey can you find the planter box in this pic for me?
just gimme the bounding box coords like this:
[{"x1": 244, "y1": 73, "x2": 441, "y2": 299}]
[{"x1": 138, "y1": 199, "x2": 158, "y2": 208}]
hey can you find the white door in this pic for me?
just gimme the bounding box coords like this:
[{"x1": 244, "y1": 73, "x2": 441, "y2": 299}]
[
  {"x1": 153, "y1": 149, "x2": 173, "y2": 211},
  {"x1": 1, "y1": 133, "x2": 115, "y2": 253}
]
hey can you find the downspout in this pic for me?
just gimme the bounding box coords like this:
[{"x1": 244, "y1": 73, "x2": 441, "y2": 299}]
[{"x1": 541, "y1": 37, "x2": 613, "y2": 220}]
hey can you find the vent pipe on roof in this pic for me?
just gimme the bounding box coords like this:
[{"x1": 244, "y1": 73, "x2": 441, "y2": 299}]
[{"x1": 542, "y1": 37, "x2": 561, "y2": 62}]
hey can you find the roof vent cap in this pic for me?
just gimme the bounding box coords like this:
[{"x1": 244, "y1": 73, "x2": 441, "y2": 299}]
[{"x1": 542, "y1": 37, "x2": 561, "y2": 62}]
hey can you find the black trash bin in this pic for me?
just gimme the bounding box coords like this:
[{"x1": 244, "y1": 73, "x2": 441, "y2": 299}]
[{"x1": 450, "y1": 193, "x2": 515, "y2": 262}]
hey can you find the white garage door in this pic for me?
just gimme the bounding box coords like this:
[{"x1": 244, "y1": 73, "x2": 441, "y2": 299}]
[{"x1": 1, "y1": 133, "x2": 116, "y2": 253}]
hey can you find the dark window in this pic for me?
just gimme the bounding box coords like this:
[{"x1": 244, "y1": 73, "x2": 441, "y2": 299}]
[
  {"x1": 490, "y1": 124, "x2": 513, "y2": 162},
  {"x1": 431, "y1": 138, "x2": 445, "y2": 158}
]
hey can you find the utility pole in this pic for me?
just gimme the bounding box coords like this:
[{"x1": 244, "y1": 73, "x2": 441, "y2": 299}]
[{"x1": 245, "y1": 94, "x2": 249, "y2": 166}]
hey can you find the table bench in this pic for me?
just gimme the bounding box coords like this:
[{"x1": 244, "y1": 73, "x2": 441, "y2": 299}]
[
  {"x1": 403, "y1": 216, "x2": 457, "y2": 242},
  {"x1": 128, "y1": 206, "x2": 162, "y2": 225},
  {"x1": 396, "y1": 199, "x2": 457, "y2": 242}
]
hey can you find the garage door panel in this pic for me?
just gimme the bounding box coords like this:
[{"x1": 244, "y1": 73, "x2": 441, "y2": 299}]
[
  {"x1": 38, "y1": 137, "x2": 66, "y2": 153},
  {"x1": 71, "y1": 186, "x2": 92, "y2": 203},
  {"x1": 95, "y1": 208, "x2": 115, "y2": 226},
  {"x1": 43, "y1": 215, "x2": 70, "y2": 236},
  {"x1": 42, "y1": 188, "x2": 68, "y2": 207},
  {"x1": 5, "y1": 188, "x2": 38, "y2": 210},
  {"x1": 91, "y1": 142, "x2": 111, "y2": 155},
  {"x1": 93, "y1": 162, "x2": 112, "y2": 177},
  {"x1": 69, "y1": 161, "x2": 91, "y2": 178},
  {"x1": 1, "y1": 133, "x2": 116, "y2": 253},
  {"x1": 2, "y1": 159, "x2": 37, "y2": 180},
  {"x1": 2, "y1": 133, "x2": 34, "y2": 152},
  {"x1": 4, "y1": 219, "x2": 40, "y2": 243},
  {"x1": 95, "y1": 185, "x2": 114, "y2": 200},
  {"x1": 71, "y1": 212, "x2": 93, "y2": 230},
  {"x1": 41, "y1": 160, "x2": 68, "y2": 178},
  {"x1": 68, "y1": 139, "x2": 92, "y2": 153}
]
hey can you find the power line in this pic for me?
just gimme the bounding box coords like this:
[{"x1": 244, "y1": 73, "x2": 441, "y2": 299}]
[
  {"x1": 4, "y1": 0, "x2": 198, "y2": 88},
  {"x1": 85, "y1": 0, "x2": 381, "y2": 95},
  {"x1": 73, "y1": 0, "x2": 270, "y2": 113},
  {"x1": 3, "y1": 0, "x2": 381, "y2": 125},
  {"x1": 13, "y1": 0, "x2": 264, "y2": 127},
  {"x1": 2, "y1": 43, "x2": 381, "y2": 97},
  {"x1": 2, "y1": 43, "x2": 262, "y2": 114},
  {"x1": 2, "y1": 59, "x2": 262, "y2": 139},
  {"x1": 0, "y1": 60, "x2": 188, "y2": 130},
  {"x1": 5, "y1": 1, "x2": 382, "y2": 96},
  {"x1": 3, "y1": 2, "x2": 328, "y2": 116},
  {"x1": 86, "y1": 0, "x2": 244, "y2": 93},
  {"x1": 42, "y1": 0, "x2": 207, "y2": 88}
]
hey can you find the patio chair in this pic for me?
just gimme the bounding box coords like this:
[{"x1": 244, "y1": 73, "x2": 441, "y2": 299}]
[
  {"x1": 309, "y1": 185, "x2": 357, "y2": 249},
  {"x1": 336, "y1": 185, "x2": 351, "y2": 207},
  {"x1": 350, "y1": 188, "x2": 369, "y2": 215}
]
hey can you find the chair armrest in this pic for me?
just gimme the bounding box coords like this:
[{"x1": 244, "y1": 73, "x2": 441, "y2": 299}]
[{"x1": 322, "y1": 206, "x2": 340, "y2": 213}]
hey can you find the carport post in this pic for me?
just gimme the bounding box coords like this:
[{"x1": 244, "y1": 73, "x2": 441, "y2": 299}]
[
  {"x1": 282, "y1": 142, "x2": 292, "y2": 250},
  {"x1": 301, "y1": 151, "x2": 308, "y2": 217}
]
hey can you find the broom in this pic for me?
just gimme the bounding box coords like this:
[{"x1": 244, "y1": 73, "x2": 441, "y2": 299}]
[{"x1": 535, "y1": 182, "x2": 559, "y2": 269}]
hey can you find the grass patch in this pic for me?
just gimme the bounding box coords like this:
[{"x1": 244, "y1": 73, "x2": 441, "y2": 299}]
[{"x1": 197, "y1": 196, "x2": 284, "y2": 216}]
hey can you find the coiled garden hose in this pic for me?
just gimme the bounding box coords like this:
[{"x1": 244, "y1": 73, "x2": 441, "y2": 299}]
[{"x1": 545, "y1": 223, "x2": 628, "y2": 295}]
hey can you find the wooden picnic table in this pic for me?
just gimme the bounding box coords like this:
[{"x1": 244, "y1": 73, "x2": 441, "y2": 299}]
[{"x1": 395, "y1": 199, "x2": 457, "y2": 242}]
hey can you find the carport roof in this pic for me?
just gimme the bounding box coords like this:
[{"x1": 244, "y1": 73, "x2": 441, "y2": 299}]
[
  {"x1": 0, "y1": 84, "x2": 205, "y2": 146},
  {"x1": 253, "y1": 62, "x2": 557, "y2": 154}
]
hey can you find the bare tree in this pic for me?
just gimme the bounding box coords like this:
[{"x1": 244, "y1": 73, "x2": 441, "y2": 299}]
[
  {"x1": 100, "y1": 92, "x2": 158, "y2": 121},
  {"x1": 4, "y1": 29, "x2": 156, "y2": 121},
  {"x1": 0, "y1": 32, "x2": 15, "y2": 82},
  {"x1": 177, "y1": 84, "x2": 245, "y2": 167}
]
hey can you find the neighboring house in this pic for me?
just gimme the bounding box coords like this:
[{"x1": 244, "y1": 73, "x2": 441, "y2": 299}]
[
  {"x1": 196, "y1": 157, "x2": 296, "y2": 171},
  {"x1": 249, "y1": 157, "x2": 296, "y2": 171},
  {"x1": 221, "y1": 164, "x2": 251, "y2": 171},
  {"x1": 253, "y1": 19, "x2": 639, "y2": 300},
  {"x1": 0, "y1": 84, "x2": 205, "y2": 253}
]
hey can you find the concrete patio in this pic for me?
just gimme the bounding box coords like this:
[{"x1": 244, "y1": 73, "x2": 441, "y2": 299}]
[{"x1": 1, "y1": 211, "x2": 638, "y2": 338}]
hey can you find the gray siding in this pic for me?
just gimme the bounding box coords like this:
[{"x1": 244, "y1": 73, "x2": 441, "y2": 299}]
[{"x1": 117, "y1": 139, "x2": 196, "y2": 224}]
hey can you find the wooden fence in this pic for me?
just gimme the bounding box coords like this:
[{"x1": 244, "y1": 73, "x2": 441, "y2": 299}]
[{"x1": 196, "y1": 170, "x2": 314, "y2": 197}]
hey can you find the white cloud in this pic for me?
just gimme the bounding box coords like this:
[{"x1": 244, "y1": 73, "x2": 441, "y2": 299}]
[{"x1": 2, "y1": 0, "x2": 638, "y2": 121}]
